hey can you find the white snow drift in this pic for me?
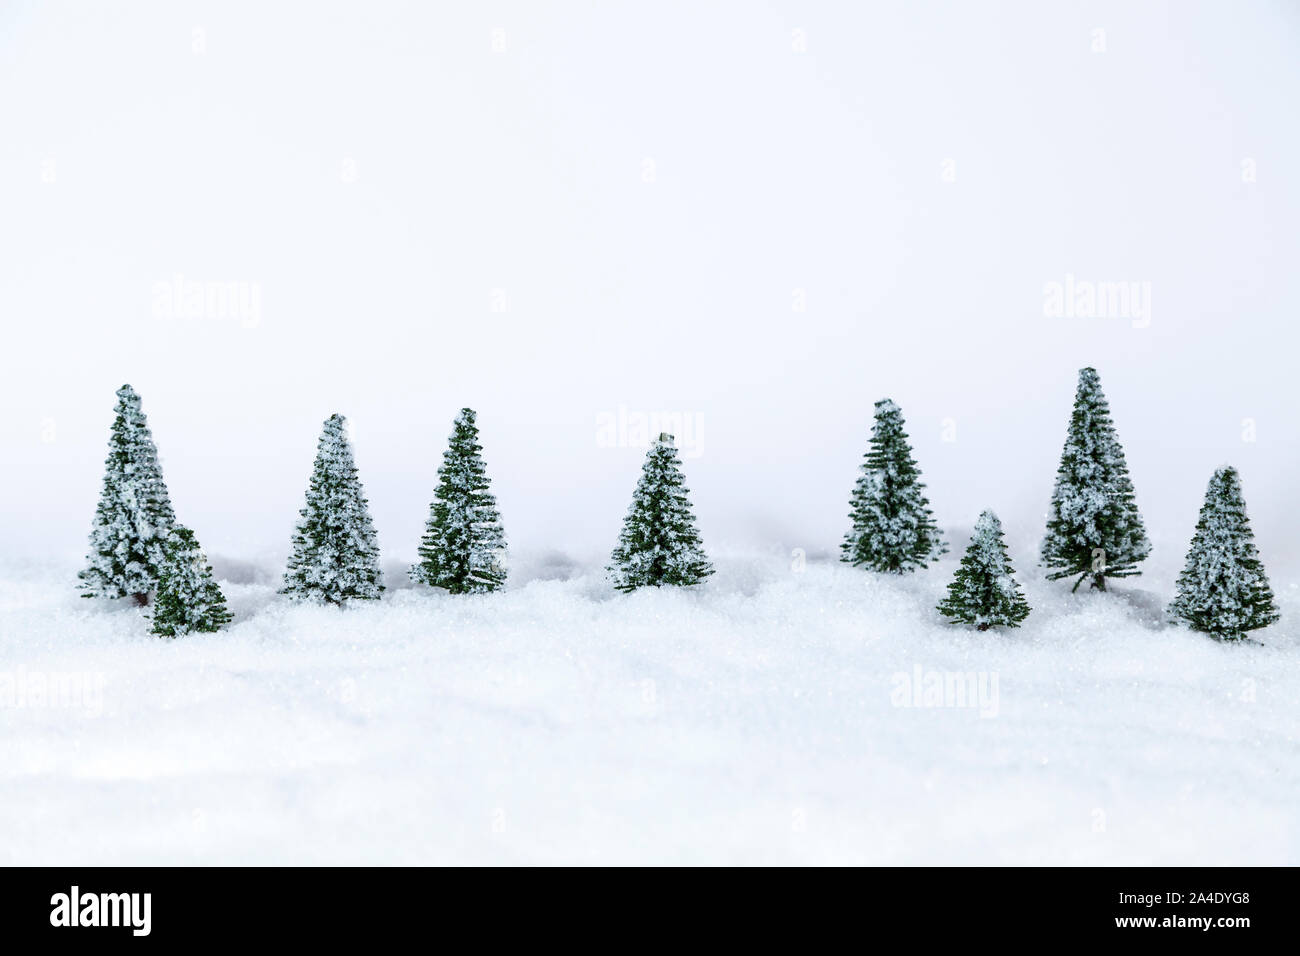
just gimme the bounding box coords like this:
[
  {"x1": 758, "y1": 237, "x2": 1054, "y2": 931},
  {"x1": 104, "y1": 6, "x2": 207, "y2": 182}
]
[{"x1": 0, "y1": 550, "x2": 1296, "y2": 865}]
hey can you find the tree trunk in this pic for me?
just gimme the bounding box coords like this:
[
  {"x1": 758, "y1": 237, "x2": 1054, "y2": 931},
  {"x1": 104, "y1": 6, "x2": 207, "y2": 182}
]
[
  {"x1": 132, "y1": 592, "x2": 150, "y2": 607},
  {"x1": 1091, "y1": 572, "x2": 1107, "y2": 592}
]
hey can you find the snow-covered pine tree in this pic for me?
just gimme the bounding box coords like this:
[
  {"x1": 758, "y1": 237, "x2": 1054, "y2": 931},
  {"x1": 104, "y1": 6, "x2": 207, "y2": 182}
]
[
  {"x1": 281, "y1": 414, "x2": 383, "y2": 605},
  {"x1": 1168, "y1": 466, "x2": 1279, "y2": 642},
  {"x1": 841, "y1": 398, "x2": 945, "y2": 573},
  {"x1": 1041, "y1": 367, "x2": 1151, "y2": 591},
  {"x1": 151, "y1": 526, "x2": 232, "y2": 637},
  {"x1": 78, "y1": 384, "x2": 177, "y2": 605},
  {"x1": 936, "y1": 510, "x2": 1031, "y2": 630},
  {"x1": 409, "y1": 407, "x2": 507, "y2": 594},
  {"x1": 608, "y1": 432, "x2": 713, "y2": 592}
]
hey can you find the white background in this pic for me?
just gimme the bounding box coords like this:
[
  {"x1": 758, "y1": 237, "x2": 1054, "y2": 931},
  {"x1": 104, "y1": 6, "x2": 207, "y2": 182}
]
[{"x1": 1, "y1": 0, "x2": 1297, "y2": 578}]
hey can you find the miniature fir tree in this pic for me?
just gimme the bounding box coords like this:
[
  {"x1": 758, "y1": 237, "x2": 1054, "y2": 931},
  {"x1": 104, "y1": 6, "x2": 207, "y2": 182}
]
[
  {"x1": 937, "y1": 511, "x2": 1031, "y2": 630},
  {"x1": 1167, "y1": 466, "x2": 1279, "y2": 642},
  {"x1": 151, "y1": 526, "x2": 232, "y2": 637},
  {"x1": 608, "y1": 433, "x2": 713, "y2": 592},
  {"x1": 841, "y1": 399, "x2": 945, "y2": 573},
  {"x1": 1041, "y1": 367, "x2": 1151, "y2": 591},
  {"x1": 78, "y1": 384, "x2": 177, "y2": 605},
  {"x1": 281, "y1": 414, "x2": 384, "y2": 605},
  {"x1": 410, "y1": 408, "x2": 507, "y2": 594}
]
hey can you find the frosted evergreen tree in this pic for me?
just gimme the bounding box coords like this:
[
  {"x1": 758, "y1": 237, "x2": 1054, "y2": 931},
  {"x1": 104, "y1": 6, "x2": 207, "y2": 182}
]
[
  {"x1": 937, "y1": 511, "x2": 1030, "y2": 630},
  {"x1": 1168, "y1": 466, "x2": 1279, "y2": 642},
  {"x1": 410, "y1": 408, "x2": 507, "y2": 594},
  {"x1": 608, "y1": 433, "x2": 713, "y2": 592},
  {"x1": 151, "y1": 526, "x2": 232, "y2": 637},
  {"x1": 78, "y1": 384, "x2": 177, "y2": 605},
  {"x1": 281, "y1": 414, "x2": 383, "y2": 605},
  {"x1": 841, "y1": 398, "x2": 945, "y2": 573},
  {"x1": 1041, "y1": 367, "x2": 1151, "y2": 591}
]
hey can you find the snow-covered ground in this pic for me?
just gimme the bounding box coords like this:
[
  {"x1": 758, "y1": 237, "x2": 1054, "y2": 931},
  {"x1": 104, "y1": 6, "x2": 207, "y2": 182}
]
[{"x1": 2, "y1": 549, "x2": 1297, "y2": 865}]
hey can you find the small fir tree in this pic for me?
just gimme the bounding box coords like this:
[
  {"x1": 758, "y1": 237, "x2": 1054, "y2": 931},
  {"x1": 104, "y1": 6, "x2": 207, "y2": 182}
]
[
  {"x1": 841, "y1": 398, "x2": 945, "y2": 572},
  {"x1": 410, "y1": 408, "x2": 507, "y2": 594},
  {"x1": 151, "y1": 526, "x2": 232, "y2": 637},
  {"x1": 281, "y1": 414, "x2": 383, "y2": 605},
  {"x1": 1041, "y1": 367, "x2": 1151, "y2": 591},
  {"x1": 1168, "y1": 466, "x2": 1279, "y2": 642},
  {"x1": 79, "y1": 384, "x2": 177, "y2": 605},
  {"x1": 937, "y1": 511, "x2": 1031, "y2": 630},
  {"x1": 608, "y1": 433, "x2": 713, "y2": 592}
]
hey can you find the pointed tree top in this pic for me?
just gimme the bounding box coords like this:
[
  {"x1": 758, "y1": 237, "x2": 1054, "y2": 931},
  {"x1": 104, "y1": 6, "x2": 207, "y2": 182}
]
[
  {"x1": 1210, "y1": 464, "x2": 1240, "y2": 488},
  {"x1": 974, "y1": 509, "x2": 1001, "y2": 534},
  {"x1": 871, "y1": 400, "x2": 907, "y2": 434},
  {"x1": 321, "y1": 413, "x2": 352, "y2": 442},
  {"x1": 457, "y1": 407, "x2": 477, "y2": 424},
  {"x1": 1076, "y1": 366, "x2": 1104, "y2": 391},
  {"x1": 116, "y1": 383, "x2": 141, "y2": 404}
]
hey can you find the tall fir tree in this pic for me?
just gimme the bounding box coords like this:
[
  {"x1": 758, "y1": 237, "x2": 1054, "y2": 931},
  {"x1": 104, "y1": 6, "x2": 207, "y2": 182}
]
[
  {"x1": 1168, "y1": 466, "x2": 1279, "y2": 642},
  {"x1": 841, "y1": 398, "x2": 945, "y2": 572},
  {"x1": 608, "y1": 433, "x2": 713, "y2": 592},
  {"x1": 79, "y1": 384, "x2": 177, "y2": 605},
  {"x1": 1041, "y1": 367, "x2": 1151, "y2": 591},
  {"x1": 410, "y1": 408, "x2": 507, "y2": 594},
  {"x1": 151, "y1": 526, "x2": 232, "y2": 637},
  {"x1": 281, "y1": 414, "x2": 384, "y2": 605},
  {"x1": 937, "y1": 511, "x2": 1031, "y2": 630}
]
